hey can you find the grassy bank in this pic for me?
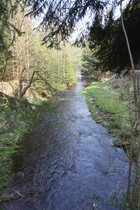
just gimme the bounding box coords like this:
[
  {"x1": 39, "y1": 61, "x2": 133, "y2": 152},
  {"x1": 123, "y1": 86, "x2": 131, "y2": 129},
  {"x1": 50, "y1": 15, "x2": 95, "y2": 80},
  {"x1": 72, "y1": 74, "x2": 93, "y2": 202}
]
[
  {"x1": 83, "y1": 76, "x2": 140, "y2": 209},
  {"x1": 82, "y1": 77, "x2": 138, "y2": 146},
  {"x1": 0, "y1": 93, "x2": 40, "y2": 198}
]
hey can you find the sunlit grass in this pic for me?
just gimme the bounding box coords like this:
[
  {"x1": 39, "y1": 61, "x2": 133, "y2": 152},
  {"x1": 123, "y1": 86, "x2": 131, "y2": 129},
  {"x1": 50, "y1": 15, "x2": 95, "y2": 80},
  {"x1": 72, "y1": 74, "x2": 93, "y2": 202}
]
[{"x1": 83, "y1": 81, "x2": 131, "y2": 136}]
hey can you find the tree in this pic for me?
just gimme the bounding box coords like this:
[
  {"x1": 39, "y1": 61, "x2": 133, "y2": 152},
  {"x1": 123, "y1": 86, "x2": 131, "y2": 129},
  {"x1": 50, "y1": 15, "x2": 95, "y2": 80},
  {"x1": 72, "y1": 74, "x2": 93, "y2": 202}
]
[
  {"x1": 1, "y1": 3, "x2": 77, "y2": 99},
  {"x1": 84, "y1": 0, "x2": 140, "y2": 74},
  {"x1": 2, "y1": 1, "x2": 139, "y2": 74},
  {"x1": 0, "y1": 0, "x2": 23, "y2": 80},
  {"x1": 0, "y1": 0, "x2": 22, "y2": 53},
  {"x1": 82, "y1": 47, "x2": 100, "y2": 76},
  {"x1": 23, "y1": 0, "x2": 108, "y2": 47},
  {"x1": 21, "y1": 0, "x2": 140, "y2": 74},
  {"x1": 120, "y1": 1, "x2": 140, "y2": 209}
]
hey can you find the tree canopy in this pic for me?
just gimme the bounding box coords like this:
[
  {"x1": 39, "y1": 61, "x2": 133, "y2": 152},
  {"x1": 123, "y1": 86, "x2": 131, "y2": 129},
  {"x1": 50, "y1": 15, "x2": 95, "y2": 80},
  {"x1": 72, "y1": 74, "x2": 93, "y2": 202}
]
[
  {"x1": 23, "y1": 0, "x2": 109, "y2": 47},
  {"x1": 21, "y1": 0, "x2": 140, "y2": 73},
  {"x1": 88, "y1": 0, "x2": 140, "y2": 73},
  {"x1": 0, "y1": 2, "x2": 77, "y2": 99},
  {"x1": 1, "y1": 0, "x2": 140, "y2": 73}
]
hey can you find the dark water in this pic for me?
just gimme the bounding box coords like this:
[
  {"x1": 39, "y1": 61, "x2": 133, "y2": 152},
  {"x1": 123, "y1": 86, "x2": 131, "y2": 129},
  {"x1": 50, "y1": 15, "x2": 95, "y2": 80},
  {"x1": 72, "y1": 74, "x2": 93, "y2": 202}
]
[{"x1": 4, "y1": 74, "x2": 135, "y2": 210}]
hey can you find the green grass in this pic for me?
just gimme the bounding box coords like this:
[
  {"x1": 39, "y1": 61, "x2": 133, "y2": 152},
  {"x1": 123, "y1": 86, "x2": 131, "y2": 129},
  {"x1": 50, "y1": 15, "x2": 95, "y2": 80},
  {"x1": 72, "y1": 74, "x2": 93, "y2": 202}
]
[
  {"x1": 0, "y1": 93, "x2": 38, "y2": 195},
  {"x1": 82, "y1": 81, "x2": 132, "y2": 139},
  {"x1": 83, "y1": 79, "x2": 139, "y2": 209}
]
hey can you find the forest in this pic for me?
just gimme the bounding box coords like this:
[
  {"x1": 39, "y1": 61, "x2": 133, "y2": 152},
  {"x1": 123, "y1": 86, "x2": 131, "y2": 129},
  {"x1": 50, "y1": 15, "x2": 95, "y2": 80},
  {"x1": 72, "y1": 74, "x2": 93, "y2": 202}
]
[
  {"x1": 1, "y1": 0, "x2": 140, "y2": 94},
  {"x1": 0, "y1": 0, "x2": 140, "y2": 209},
  {"x1": 0, "y1": 4, "x2": 78, "y2": 100}
]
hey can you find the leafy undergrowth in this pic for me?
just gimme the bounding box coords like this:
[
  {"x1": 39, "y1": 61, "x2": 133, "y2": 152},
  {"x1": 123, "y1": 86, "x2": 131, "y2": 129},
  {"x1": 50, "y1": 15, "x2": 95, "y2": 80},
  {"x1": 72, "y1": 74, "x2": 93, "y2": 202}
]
[
  {"x1": 0, "y1": 92, "x2": 39, "y2": 196},
  {"x1": 82, "y1": 76, "x2": 139, "y2": 148}
]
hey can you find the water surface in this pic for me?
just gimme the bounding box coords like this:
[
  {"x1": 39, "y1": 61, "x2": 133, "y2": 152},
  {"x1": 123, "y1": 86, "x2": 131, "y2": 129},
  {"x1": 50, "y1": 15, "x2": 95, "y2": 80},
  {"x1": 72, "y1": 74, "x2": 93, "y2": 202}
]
[{"x1": 5, "y1": 74, "x2": 134, "y2": 209}]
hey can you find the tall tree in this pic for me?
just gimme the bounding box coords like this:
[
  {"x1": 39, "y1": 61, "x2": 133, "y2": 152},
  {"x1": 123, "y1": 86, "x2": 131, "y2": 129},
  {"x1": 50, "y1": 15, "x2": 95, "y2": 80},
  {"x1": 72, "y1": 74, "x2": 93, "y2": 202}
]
[
  {"x1": 0, "y1": 0, "x2": 23, "y2": 80},
  {"x1": 0, "y1": 0, "x2": 22, "y2": 52},
  {"x1": 82, "y1": 46, "x2": 100, "y2": 76},
  {"x1": 87, "y1": 0, "x2": 140, "y2": 73},
  {"x1": 21, "y1": 0, "x2": 140, "y2": 74}
]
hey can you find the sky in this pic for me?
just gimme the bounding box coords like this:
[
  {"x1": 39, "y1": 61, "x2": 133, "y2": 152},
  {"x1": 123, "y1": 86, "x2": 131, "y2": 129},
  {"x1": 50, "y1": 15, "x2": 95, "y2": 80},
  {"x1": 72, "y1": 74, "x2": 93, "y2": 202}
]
[{"x1": 114, "y1": 0, "x2": 130, "y2": 19}]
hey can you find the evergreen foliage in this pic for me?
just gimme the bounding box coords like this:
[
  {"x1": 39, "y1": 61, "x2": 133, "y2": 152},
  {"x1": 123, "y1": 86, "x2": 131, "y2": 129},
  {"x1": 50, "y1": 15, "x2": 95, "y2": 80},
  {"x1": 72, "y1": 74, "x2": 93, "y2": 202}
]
[
  {"x1": 88, "y1": 0, "x2": 140, "y2": 73},
  {"x1": 0, "y1": 0, "x2": 23, "y2": 80},
  {"x1": 23, "y1": 0, "x2": 108, "y2": 47},
  {"x1": 22, "y1": 0, "x2": 140, "y2": 73},
  {"x1": 82, "y1": 47, "x2": 99, "y2": 76},
  {"x1": 0, "y1": 0, "x2": 22, "y2": 51}
]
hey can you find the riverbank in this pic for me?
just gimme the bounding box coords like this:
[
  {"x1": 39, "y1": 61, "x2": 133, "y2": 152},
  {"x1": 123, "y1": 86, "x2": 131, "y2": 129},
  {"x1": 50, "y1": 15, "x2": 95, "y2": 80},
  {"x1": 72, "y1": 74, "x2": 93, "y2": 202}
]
[
  {"x1": 0, "y1": 92, "x2": 44, "y2": 207},
  {"x1": 0, "y1": 79, "x2": 75, "y2": 207},
  {"x1": 82, "y1": 75, "x2": 140, "y2": 153},
  {"x1": 83, "y1": 75, "x2": 140, "y2": 209}
]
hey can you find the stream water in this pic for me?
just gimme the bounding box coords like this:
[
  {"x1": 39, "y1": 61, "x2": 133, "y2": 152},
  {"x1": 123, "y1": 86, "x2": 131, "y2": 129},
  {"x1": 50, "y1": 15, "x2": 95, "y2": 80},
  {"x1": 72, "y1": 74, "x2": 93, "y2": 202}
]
[{"x1": 4, "y1": 73, "x2": 135, "y2": 210}]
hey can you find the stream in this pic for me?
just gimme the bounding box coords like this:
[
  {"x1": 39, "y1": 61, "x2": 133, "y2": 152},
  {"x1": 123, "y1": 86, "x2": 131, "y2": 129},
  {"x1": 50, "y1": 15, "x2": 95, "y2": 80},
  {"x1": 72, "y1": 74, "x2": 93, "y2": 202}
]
[{"x1": 4, "y1": 73, "x2": 135, "y2": 210}]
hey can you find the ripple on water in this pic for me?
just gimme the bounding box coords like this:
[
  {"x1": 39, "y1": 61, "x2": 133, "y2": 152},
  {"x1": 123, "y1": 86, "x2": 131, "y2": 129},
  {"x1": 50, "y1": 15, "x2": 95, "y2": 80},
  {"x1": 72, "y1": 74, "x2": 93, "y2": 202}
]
[{"x1": 4, "y1": 77, "x2": 135, "y2": 210}]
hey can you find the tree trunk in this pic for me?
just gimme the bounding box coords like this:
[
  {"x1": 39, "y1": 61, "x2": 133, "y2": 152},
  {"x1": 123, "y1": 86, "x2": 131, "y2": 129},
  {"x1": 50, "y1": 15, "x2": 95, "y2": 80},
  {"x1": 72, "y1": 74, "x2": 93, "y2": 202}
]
[
  {"x1": 18, "y1": 71, "x2": 36, "y2": 99},
  {"x1": 120, "y1": 2, "x2": 140, "y2": 209},
  {"x1": 120, "y1": 1, "x2": 137, "y2": 103}
]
